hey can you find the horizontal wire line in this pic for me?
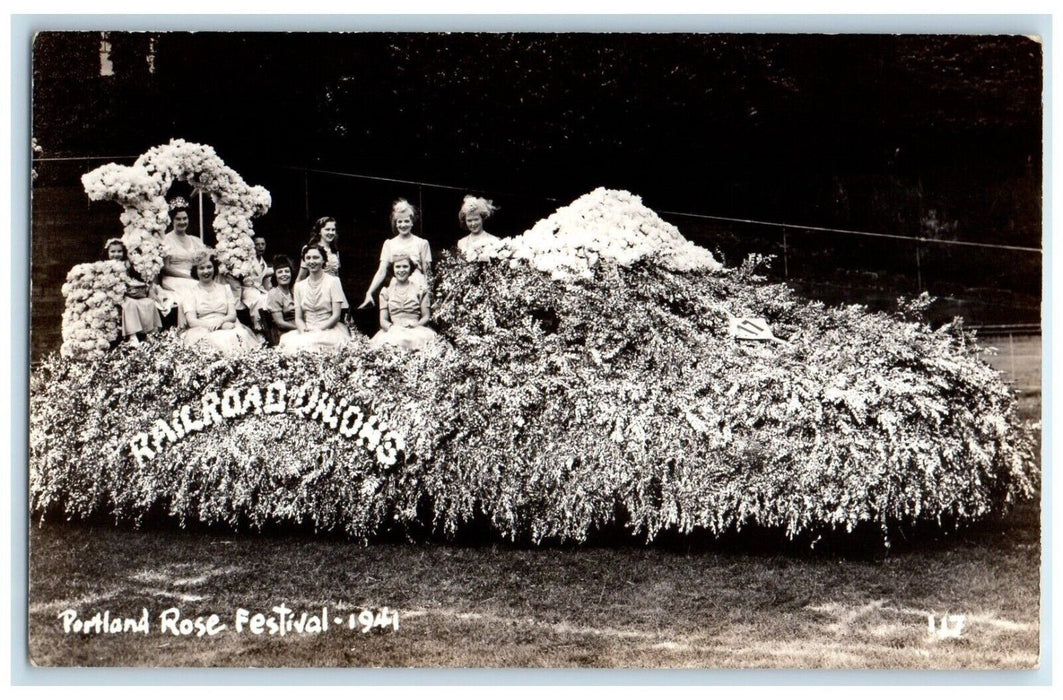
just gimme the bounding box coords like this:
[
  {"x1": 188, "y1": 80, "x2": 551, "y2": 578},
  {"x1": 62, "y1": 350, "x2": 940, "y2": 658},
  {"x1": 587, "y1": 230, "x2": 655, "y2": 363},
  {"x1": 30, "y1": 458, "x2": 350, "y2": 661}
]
[
  {"x1": 659, "y1": 210, "x2": 1042, "y2": 253},
  {"x1": 38, "y1": 158, "x2": 1042, "y2": 253}
]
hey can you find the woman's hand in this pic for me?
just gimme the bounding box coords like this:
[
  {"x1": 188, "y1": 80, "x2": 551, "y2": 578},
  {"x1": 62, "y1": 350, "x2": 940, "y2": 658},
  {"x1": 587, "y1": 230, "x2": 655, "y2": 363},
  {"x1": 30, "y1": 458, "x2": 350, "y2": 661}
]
[
  {"x1": 220, "y1": 321, "x2": 235, "y2": 330},
  {"x1": 358, "y1": 293, "x2": 375, "y2": 309}
]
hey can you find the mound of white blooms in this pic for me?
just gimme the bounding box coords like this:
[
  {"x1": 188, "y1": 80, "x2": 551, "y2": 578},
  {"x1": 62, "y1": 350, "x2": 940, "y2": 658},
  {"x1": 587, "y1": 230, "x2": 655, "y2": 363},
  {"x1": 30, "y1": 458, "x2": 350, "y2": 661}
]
[{"x1": 465, "y1": 188, "x2": 723, "y2": 280}]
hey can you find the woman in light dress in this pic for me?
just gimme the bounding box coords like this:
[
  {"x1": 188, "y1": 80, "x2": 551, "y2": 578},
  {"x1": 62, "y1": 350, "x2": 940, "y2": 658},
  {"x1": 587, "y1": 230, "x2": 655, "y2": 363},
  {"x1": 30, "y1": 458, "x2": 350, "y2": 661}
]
[
  {"x1": 279, "y1": 244, "x2": 351, "y2": 353},
  {"x1": 297, "y1": 216, "x2": 348, "y2": 311},
  {"x1": 180, "y1": 251, "x2": 262, "y2": 355},
  {"x1": 241, "y1": 235, "x2": 273, "y2": 329},
  {"x1": 105, "y1": 238, "x2": 161, "y2": 344},
  {"x1": 456, "y1": 195, "x2": 500, "y2": 257},
  {"x1": 159, "y1": 197, "x2": 208, "y2": 326},
  {"x1": 359, "y1": 199, "x2": 432, "y2": 309},
  {"x1": 369, "y1": 253, "x2": 437, "y2": 351},
  {"x1": 265, "y1": 255, "x2": 297, "y2": 332}
]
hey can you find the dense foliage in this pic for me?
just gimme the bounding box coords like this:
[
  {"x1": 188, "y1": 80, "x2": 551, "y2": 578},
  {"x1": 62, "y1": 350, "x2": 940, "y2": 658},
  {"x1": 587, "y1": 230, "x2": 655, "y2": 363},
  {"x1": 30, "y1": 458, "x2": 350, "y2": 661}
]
[{"x1": 30, "y1": 245, "x2": 1036, "y2": 546}]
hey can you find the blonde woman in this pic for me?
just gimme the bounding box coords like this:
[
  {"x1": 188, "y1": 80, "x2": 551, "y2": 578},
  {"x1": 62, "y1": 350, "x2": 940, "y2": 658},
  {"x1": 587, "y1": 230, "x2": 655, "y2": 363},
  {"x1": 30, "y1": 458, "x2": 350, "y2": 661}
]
[
  {"x1": 359, "y1": 198, "x2": 432, "y2": 308},
  {"x1": 456, "y1": 195, "x2": 500, "y2": 256},
  {"x1": 369, "y1": 253, "x2": 437, "y2": 351}
]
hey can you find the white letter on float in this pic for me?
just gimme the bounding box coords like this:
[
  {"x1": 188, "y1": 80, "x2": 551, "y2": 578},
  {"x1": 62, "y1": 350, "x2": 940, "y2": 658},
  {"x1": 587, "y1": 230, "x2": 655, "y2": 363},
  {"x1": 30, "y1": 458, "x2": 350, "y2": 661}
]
[
  {"x1": 129, "y1": 433, "x2": 156, "y2": 465},
  {"x1": 149, "y1": 419, "x2": 178, "y2": 452},
  {"x1": 263, "y1": 381, "x2": 287, "y2": 414},
  {"x1": 221, "y1": 387, "x2": 244, "y2": 419},
  {"x1": 180, "y1": 404, "x2": 204, "y2": 434},
  {"x1": 242, "y1": 384, "x2": 263, "y2": 413},
  {"x1": 200, "y1": 392, "x2": 223, "y2": 427}
]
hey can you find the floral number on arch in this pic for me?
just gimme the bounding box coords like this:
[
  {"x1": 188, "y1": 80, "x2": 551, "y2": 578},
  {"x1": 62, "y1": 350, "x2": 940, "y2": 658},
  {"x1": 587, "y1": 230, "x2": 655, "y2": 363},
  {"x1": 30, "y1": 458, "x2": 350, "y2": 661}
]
[
  {"x1": 80, "y1": 139, "x2": 271, "y2": 282},
  {"x1": 64, "y1": 140, "x2": 272, "y2": 359}
]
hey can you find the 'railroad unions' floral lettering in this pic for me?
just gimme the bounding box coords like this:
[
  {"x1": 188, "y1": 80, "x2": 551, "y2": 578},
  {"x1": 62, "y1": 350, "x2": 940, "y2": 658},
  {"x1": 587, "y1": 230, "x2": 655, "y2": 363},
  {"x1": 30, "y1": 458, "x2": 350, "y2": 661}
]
[{"x1": 128, "y1": 380, "x2": 405, "y2": 468}]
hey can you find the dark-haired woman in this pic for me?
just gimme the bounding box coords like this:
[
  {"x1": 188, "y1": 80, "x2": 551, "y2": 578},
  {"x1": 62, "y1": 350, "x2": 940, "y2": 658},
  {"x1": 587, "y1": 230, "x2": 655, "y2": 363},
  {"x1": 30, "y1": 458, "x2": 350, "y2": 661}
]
[
  {"x1": 181, "y1": 251, "x2": 262, "y2": 355},
  {"x1": 279, "y1": 244, "x2": 351, "y2": 353},
  {"x1": 297, "y1": 216, "x2": 348, "y2": 310},
  {"x1": 265, "y1": 255, "x2": 298, "y2": 333},
  {"x1": 105, "y1": 238, "x2": 161, "y2": 344},
  {"x1": 159, "y1": 197, "x2": 208, "y2": 325},
  {"x1": 297, "y1": 217, "x2": 342, "y2": 278}
]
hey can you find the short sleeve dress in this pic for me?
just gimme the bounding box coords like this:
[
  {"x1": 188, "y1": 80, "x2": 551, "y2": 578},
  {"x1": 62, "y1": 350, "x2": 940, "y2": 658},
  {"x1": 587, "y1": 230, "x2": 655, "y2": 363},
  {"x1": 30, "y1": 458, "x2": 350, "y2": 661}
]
[
  {"x1": 369, "y1": 279, "x2": 437, "y2": 351},
  {"x1": 241, "y1": 254, "x2": 271, "y2": 323},
  {"x1": 278, "y1": 275, "x2": 352, "y2": 353},
  {"x1": 120, "y1": 274, "x2": 162, "y2": 337},
  {"x1": 265, "y1": 285, "x2": 296, "y2": 324},
  {"x1": 159, "y1": 231, "x2": 209, "y2": 324},
  {"x1": 180, "y1": 282, "x2": 262, "y2": 355}
]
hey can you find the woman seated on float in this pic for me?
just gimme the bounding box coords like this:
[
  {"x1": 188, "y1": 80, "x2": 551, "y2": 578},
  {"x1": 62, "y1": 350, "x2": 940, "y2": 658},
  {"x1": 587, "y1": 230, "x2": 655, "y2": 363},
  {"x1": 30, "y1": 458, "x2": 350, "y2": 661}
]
[
  {"x1": 296, "y1": 216, "x2": 348, "y2": 314},
  {"x1": 241, "y1": 235, "x2": 273, "y2": 329},
  {"x1": 261, "y1": 254, "x2": 297, "y2": 344},
  {"x1": 278, "y1": 244, "x2": 351, "y2": 353},
  {"x1": 180, "y1": 251, "x2": 263, "y2": 355},
  {"x1": 369, "y1": 253, "x2": 437, "y2": 351},
  {"x1": 359, "y1": 199, "x2": 432, "y2": 308},
  {"x1": 159, "y1": 197, "x2": 209, "y2": 325},
  {"x1": 105, "y1": 238, "x2": 162, "y2": 344},
  {"x1": 456, "y1": 195, "x2": 500, "y2": 257}
]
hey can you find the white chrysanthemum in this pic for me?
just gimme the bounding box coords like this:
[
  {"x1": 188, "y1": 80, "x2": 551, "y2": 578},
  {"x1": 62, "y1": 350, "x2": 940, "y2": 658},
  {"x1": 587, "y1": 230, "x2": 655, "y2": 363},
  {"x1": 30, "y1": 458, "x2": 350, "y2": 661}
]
[
  {"x1": 59, "y1": 260, "x2": 128, "y2": 359},
  {"x1": 480, "y1": 188, "x2": 723, "y2": 280}
]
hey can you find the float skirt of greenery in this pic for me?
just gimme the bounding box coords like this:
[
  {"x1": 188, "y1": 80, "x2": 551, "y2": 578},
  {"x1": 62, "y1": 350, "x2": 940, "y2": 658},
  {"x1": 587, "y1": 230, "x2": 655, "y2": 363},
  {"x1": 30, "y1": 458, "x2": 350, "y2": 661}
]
[{"x1": 30, "y1": 247, "x2": 1036, "y2": 546}]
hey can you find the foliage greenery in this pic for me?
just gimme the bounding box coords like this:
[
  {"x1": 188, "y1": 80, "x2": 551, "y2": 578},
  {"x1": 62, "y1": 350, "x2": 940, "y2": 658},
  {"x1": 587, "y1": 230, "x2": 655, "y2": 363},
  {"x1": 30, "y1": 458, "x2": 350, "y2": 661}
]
[{"x1": 30, "y1": 249, "x2": 1037, "y2": 546}]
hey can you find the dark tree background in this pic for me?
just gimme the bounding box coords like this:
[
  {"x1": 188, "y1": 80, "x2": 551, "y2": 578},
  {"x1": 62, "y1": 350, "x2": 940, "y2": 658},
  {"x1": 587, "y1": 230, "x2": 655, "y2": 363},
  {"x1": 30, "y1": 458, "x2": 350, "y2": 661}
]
[{"x1": 30, "y1": 32, "x2": 1043, "y2": 359}]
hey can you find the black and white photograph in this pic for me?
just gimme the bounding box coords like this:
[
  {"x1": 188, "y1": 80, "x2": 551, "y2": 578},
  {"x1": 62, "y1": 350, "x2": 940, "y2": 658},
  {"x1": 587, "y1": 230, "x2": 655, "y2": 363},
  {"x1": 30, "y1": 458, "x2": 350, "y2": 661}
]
[{"x1": 22, "y1": 21, "x2": 1044, "y2": 672}]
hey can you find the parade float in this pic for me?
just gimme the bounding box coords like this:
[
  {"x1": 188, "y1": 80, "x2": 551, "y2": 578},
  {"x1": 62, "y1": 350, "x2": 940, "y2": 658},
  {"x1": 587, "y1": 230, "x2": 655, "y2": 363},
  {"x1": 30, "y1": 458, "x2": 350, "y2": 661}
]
[{"x1": 30, "y1": 142, "x2": 1038, "y2": 546}]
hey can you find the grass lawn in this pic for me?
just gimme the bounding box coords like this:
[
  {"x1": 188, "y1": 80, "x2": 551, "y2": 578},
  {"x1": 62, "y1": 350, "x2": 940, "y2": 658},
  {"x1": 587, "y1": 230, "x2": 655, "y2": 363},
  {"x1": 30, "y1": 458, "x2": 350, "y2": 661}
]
[
  {"x1": 26, "y1": 336, "x2": 1042, "y2": 670},
  {"x1": 27, "y1": 505, "x2": 1041, "y2": 669}
]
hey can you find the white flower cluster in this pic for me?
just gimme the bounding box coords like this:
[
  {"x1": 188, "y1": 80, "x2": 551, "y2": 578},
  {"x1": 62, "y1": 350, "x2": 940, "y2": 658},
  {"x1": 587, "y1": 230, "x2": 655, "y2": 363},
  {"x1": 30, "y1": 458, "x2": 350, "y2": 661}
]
[
  {"x1": 60, "y1": 260, "x2": 128, "y2": 359},
  {"x1": 464, "y1": 187, "x2": 723, "y2": 280},
  {"x1": 83, "y1": 163, "x2": 169, "y2": 281},
  {"x1": 80, "y1": 139, "x2": 272, "y2": 281}
]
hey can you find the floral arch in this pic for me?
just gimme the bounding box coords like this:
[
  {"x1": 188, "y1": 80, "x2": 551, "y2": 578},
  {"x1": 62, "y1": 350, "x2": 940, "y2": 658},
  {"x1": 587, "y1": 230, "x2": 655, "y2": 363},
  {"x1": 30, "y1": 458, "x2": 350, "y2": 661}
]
[
  {"x1": 61, "y1": 140, "x2": 271, "y2": 358},
  {"x1": 81, "y1": 139, "x2": 271, "y2": 281}
]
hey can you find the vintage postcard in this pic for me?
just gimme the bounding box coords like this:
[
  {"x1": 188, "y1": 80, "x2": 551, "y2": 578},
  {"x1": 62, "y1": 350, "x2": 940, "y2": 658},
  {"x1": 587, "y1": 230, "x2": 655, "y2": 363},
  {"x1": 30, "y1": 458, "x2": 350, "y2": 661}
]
[{"x1": 25, "y1": 26, "x2": 1044, "y2": 672}]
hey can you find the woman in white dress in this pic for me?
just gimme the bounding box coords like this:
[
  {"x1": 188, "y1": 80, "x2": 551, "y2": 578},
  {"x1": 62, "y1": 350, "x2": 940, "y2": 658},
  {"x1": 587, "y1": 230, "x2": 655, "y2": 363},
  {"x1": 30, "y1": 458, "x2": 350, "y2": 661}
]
[
  {"x1": 456, "y1": 195, "x2": 500, "y2": 257},
  {"x1": 359, "y1": 199, "x2": 432, "y2": 309},
  {"x1": 105, "y1": 238, "x2": 161, "y2": 344},
  {"x1": 159, "y1": 197, "x2": 208, "y2": 326},
  {"x1": 180, "y1": 252, "x2": 262, "y2": 355},
  {"x1": 279, "y1": 244, "x2": 351, "y2": 353},
  {"x1": 369, "y1": 253, "x2": 437, "y2": 351}
]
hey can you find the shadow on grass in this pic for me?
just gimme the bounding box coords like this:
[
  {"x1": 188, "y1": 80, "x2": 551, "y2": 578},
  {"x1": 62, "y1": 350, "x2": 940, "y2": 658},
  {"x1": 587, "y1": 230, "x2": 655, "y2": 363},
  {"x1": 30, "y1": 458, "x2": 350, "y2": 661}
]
[{"x1": 32, "y1": 485, "x2": 1041, "y2": 563}]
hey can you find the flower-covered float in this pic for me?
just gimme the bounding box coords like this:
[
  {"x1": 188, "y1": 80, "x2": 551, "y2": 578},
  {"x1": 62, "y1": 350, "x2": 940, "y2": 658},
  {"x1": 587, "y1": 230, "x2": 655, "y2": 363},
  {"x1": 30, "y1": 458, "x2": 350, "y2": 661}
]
[{"x1": 32, "y1": 183, "x2": 1037, "y2": 546}]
